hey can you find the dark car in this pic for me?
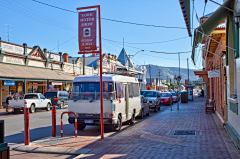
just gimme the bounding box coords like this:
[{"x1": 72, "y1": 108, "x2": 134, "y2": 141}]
[{"x1": 44, "y1": 91, "x2": 69, "y2": 109}]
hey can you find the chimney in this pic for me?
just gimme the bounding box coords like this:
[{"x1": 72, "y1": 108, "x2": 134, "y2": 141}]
[
  {"x1": 23, "y1": 43, "x2": 27, "y2": 55},
  {"x1": 63, "y1": 53, "x2": 69, "y2": 63},
  {"x1": 92, "y1": 53, "x2": 96, "y2": 57},
  {"x1": 59, "y1": 52, "x2": 62, "y2": 62}
]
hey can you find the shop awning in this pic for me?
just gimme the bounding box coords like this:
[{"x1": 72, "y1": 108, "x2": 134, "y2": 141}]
[
  {"x1": 192, "y1": 0, "x2": 234, "y2": 65},
  {"x1": 0, "y1": 64, "x2": 74, "y2": 81},
  {"x1": 179, "y1": 0, "x2": 191, "y2": 37}
]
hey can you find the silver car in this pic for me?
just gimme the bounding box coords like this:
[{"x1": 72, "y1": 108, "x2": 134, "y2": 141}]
[
  {"x1": 171, "y1": 92, "x2": 179, "y2": 102},
  {"x1": 140, "y1": 90, "x2": 159, "y2": 112}
]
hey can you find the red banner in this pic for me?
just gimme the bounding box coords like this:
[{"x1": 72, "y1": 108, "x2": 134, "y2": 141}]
[
  {"x1": 78, "y1": 11, "x2": 97, "y2": 51},
  {"x1": 185, "y1": 79, "x2": 188, "y2": 86}
]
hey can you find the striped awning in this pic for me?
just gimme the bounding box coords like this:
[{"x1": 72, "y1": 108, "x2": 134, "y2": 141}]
[{"x1": 179, "y1": 0, "x2": 192, "y2": 37}]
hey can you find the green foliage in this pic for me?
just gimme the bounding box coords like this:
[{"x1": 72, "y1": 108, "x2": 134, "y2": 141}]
[{"x1": 199, "y1": 86, "x2": 202, "y2": 89}]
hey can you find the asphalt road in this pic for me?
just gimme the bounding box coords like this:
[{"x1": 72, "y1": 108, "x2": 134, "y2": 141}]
[{"x1": 0, "y1": 103, "x2": 176, "y2": 147}]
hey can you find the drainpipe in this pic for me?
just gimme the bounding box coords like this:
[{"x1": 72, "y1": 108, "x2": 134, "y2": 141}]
[{"x1": 224, "y1": 66, "x2": 228, "y2": 124}]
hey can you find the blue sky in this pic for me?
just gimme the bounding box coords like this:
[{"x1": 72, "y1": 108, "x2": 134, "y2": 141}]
[{"x1": 0, "y1": 0, "x2": 222, "y2": 69}]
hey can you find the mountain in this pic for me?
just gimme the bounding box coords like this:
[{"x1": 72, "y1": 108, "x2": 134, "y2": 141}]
[{"x1": 141, "y1": 65, "x2": 200, "y2": 82}]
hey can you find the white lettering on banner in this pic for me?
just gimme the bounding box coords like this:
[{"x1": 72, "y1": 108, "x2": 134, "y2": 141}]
[
  {"x1": 2, "y1": 43, "x2": 24, "y2": 55},
  {"x1": 52, "y1": 82, "x2": 62, "y2": 85},
  {"x1": 208, "y1": 70, "x2": 220, "y2": 78},
  {"x1": 2, "y1": 56, "x2": 25, "y2": 65}
]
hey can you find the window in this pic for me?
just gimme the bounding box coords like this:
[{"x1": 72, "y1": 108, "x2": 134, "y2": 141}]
[
  {"x1": 44, "y1": 92, "x2": 57, "y2": 98},
  {"x1": 132, "y1": 83, "x2": 140, "y2": 97},
  {"x1": 141, "y1": 91, "x2": 157, "y2": 97},
  {"x1": 116, "y1": 83, "x2": 123, "y2": 98},
  {"x1": 128, "y1": 83, "x2": 133, "y2": 97},
  {"x1": 24, "y1": 94, "x2": 38, "y2": 99},
  {"x1": 39, "y1": 94, "x2": 45, "y2": 99},
  {"x1": 73, "y1": 82, "x2": 113, "y2": 93},
  {"x1": 159, "y1": 93, "x2": 170, "y2": 97}
]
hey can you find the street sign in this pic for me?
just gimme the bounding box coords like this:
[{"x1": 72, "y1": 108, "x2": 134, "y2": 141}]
[
  {"x1": 78, "y1": 10, "x2": 97, "y2": 51},
  {"x1": 4, "y1": 81, "x2": 15, "y2": 86},
  {"x1": 208, "y1": 70, "x2": 220, "y2": 78}
]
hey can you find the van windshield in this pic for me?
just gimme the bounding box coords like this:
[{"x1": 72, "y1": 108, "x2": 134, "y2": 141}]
[
  {"x1": 140, "y1": 91, "x2": 157, "y2": 97},
  {"x1": 71, "y1": 82, "x2": 115, "y2": 100}
]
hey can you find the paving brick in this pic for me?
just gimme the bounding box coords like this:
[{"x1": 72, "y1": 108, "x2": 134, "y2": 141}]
[{"x1": 85, "y1": 98, "x2": 233, "y2": 159}]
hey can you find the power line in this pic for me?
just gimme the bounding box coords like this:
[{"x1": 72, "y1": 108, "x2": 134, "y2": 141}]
[
  {"x1": 31, "y1": 0, "x2": 192, "y2": 30},
  {"x1": 102, "y1": 36, "x2": 189, "y2": 45},
  {"x1": 5, "y1": 24, "x2": 12, "y2": 42}
]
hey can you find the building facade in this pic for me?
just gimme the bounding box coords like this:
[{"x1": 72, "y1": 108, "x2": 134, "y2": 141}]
[{"x1": 0, "y1": 38, "x2": 75, "y2": 108}]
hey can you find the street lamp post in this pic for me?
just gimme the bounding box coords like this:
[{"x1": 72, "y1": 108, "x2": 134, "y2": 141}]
[{"x1": 72, "y1": 60, "x2": 75, "y2": 75}]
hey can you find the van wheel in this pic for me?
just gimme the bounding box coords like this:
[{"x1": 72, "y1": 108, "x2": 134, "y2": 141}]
[
  {"x1": 46, "y1": 103, "x2": 50, "y2": 111},
  {"x1": 140, "y1": 109, "x2": 144, "y2": 119},
  {"x1": 60, "y1": 102, "x2": 64, "y2": 109},
  {"x1": 129, "y1": 112, "x2": 135, "y2": 125},
  {"x1": 77, "y1": 124, "x2": 86, "y2": 130},
  {"x1": 30, "y1": 104, "x2": 35, "y2": 113},
  {"x1": 146, "y1": 108, "x2": 150, "y2": 116},
  {"x1": 111, "y1": 115, "x2": 122, "y2": 131}
]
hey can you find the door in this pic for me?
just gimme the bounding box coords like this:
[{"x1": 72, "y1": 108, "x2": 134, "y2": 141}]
[
  {"x1": 39, "y1": 94, "x2": 47, "y2": 107},
  {"x1": 123, "y1": 84, "x2": 127, "y2": 117}
]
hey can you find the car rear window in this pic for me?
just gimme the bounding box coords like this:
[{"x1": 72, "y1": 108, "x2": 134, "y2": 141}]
[
  {"x1": 24, "y1": 94, "x2": 38, "y2": 99},
  {"x1": 159, "y1": 93, "x2": 170, "y2": 97},
  {"x1": 44, "y1": 92, "x2": 57, "y2": 98},
  {"x1": 172, "y1": 93, "x2": 176, "y2": 96}
]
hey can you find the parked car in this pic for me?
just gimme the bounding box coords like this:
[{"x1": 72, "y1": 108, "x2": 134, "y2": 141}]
[
  {"x1": 44, "y1": 91, "x2": 69, "y2": 109},
  {"x1": 138, "y1": 96, "x2": 150, "y2": 118},
  {"x1": 140, "y1": 90, "x2": 160, "y2": 112},
  {"x1": 171, "y1": 92, "x2": 179, "y2": 102},
  {"x1": 8, "y1": 93, "x2": 51, "y2": 113},
  {"x1": 159, "y1": 92, "x2": 173, "y2": 105}
]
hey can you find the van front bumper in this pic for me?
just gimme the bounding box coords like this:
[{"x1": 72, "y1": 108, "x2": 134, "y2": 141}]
[{"x1": 68, "y1": 117, "x2": 114, "y2": 125}]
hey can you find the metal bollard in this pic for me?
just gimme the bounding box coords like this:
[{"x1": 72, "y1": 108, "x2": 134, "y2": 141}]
[
  {"x1": 52, "y1": 106, "x2": 56, "y2": 137},
  {"x1": 24, "y1": 107, "x2": 29, "y2": 145},
  {"x1": 61, "y1": 111, "x2": 77, "y2": 137}
]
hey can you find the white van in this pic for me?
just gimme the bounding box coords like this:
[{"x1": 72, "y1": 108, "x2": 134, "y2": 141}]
[{"x1": 68, "y1": 74, "x2": 141, "y2": 131}]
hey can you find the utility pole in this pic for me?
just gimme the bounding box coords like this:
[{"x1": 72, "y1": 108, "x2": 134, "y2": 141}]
[
  {"x1": 5, "y1": 24, "x2": 12, "y2": 42},
  {"x1": 83, "y1": 54, "x2": 85, "y2": 75},
  {"x1": 155, "y1": 69, "x2": 161, "y2": 91},
  {"x1": 149, "y1": 64, "x2": 152, "y2": 88},
  {"x1": 178, "y1": 52, "x2": 180, "y2": 110},
  {"x1": 57, "y1": 41, "x2": 59, "y2": 53},
  {"x1": 187, "y1": 58, "x2": 189, "y2": 84}
]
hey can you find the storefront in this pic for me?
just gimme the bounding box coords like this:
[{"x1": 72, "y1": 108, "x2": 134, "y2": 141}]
[{"x1": 0, "y1": 39, "x2": 75, "y2": 108}]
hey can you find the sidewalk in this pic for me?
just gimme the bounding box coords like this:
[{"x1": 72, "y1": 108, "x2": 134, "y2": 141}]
[{"x1": 14, "y1": 97, "x2": 240, "y2": 159}]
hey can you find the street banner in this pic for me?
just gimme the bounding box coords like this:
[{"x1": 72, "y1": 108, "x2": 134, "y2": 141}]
[
  {"x1": 208, "y1": 70, "x2": 220, "y2": 78},
  {"x1": 185, "y1": 79, "x2": 188, "y2": 86},
  {"x1": 78, "y1": 10, "x2": 97, "y2": 51}
]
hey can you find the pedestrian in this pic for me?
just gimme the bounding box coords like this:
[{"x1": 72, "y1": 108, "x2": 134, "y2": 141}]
[
  {"x1": 13, "y1": 91, "x2": 20, "y2": 100},
  {"x1": 6, "y1": 93, "x2": 13, "y2": 112},
  {"x1": 156, "y1": 93, "x2": 161, "y2": 111}
]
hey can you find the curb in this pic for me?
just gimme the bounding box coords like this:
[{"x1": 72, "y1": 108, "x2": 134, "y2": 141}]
[{"x1": 14, "y1": 145, "x2": 92, "y2": 155}]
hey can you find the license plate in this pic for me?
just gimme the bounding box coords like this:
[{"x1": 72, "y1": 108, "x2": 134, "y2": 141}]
[
  {"x1": 15, "y1": 106, "x2": 20, "y2": 108},
  {"x1": 85, "y1": 120, "x2": 93, "y2": 123}
]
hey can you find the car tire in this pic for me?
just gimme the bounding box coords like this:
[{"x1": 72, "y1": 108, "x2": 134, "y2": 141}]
[
  {"x1": 111, "y1": 115, "x2": 122, "y2": 131},
  {"x1": 129, "y1": 112, "x2": 135, "y2": 125},
  {"x1": 60, "y1": 102, "x2": 64, "y2": 109},
  {"x1": 140, "y1": 109, "x2": 144, "y2": 119},
  {"x1": 46, "y1": 103, "x2": 51, "y2": 111},
  {"x1": 30, "y1": 104, "x2": 35, "y2": 113},
  {"x1": 77, "y1": 123, "x2": 86, "y2": 130},
  {"x1": 146, "y1": 108, "x2": 150, "y2": 116}
]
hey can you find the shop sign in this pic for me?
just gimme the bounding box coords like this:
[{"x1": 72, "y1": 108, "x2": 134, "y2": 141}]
[
  {"x1": 208, "y1": 70, "x2": 220, "y2": 78},
  {"x1": 52, "y1": 82, "x2": 62, "y2": 85},
  {"x1": 78, "y1": 10, "x2": 97, "y2": 51},
  {"x1": 4, "y1": 81, "x2": 15, "y2": 86}
]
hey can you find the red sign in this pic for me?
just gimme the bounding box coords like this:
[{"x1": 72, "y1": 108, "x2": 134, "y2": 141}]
[{"x1": 78, "y1": 11, "x2": 97, "y2": 51}]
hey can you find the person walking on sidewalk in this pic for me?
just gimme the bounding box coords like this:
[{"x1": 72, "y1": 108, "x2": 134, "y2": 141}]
[{"x1": 6, "y1": 94, "x2": 13, "y2": 113}]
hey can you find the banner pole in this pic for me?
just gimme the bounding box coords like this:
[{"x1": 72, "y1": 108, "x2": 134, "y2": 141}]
[{"x1": 98, "y1": 5, "x2": 104, "y2": 139}]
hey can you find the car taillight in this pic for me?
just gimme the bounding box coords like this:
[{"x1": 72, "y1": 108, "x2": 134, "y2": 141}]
[{"x1": 54, "y1": 98, "x2": 58, "y2": 101}]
